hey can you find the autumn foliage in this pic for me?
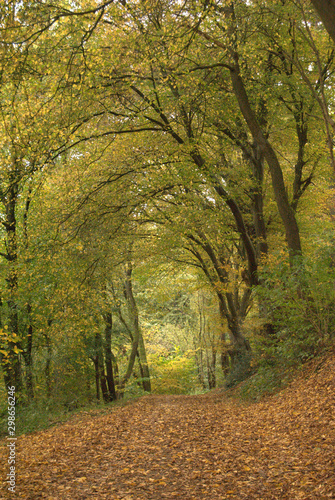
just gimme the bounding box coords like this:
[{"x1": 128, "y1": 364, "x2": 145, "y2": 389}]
[
  {"x1": 0, "y1": 3, "x2": 335, "y2": 491},
  {"x1": 0, "y1": 348, "x2": 334, "y2": 499}
]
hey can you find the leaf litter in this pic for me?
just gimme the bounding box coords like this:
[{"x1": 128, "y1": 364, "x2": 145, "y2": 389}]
[{"x1": 0, "y1": 352, "x2": 334, "y2": 499}]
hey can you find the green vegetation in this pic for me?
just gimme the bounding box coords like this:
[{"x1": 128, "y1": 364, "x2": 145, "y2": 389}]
[{"x1": 0, "y1": 0, "x2": 335, "y2": 436}]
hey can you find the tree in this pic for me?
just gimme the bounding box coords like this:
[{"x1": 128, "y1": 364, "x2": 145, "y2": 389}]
[
  {"x1": 0, "y1": 0, "x2": 333, "y2": 409},
  {"x1": 310, "y1": 0, "x2": 335, "y2": 42}
]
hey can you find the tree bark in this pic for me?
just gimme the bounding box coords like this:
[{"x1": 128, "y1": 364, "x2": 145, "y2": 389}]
[
  {"x1": 217, "y1": 290, "x2": 251, "y2": 380},
  {"x1": 137, "y1": 331, "x2": 151, "y2": 392},
  {"x1": 94, "y1": 354, "x2": 100, "y2": 401},
  {"x1": 22, "y1": 186, "x2": 34, "y2": 400},
  {"x1": 229, "y1": 63, "x2": 302, "y2": 263},
  {"x1": 22, "y1": 320, "x2": 34, "y2": 401},
  {"x1": 207, "y1": 348, "x2": 216, "y2": 389},
  {"x1": 187, "y1": 240, "x2": 251, "y2": 375},
  {"x1": 310, "y1": 0, "x2": 335, "y2": 43},
  {"x1": 119, "y1": 261, "x2": 142, "y2": 395},
  {"x1": 3, "y1": 181, "x2": 22, "y2": 391},
  {"x1": 250, "y1": 145, "x2": 268, "y2": 257},
  {"x1": 44, "y1": 322, "x2": 53, "y2": 399},
  {"x1": 99, "y1": 357, "x2": 109, "y2": 403},
  {"x1": 103, "y1": 312, "x2": 117, "y2": 401},
  {"x1": 93, "y1": 331, "x2": 102, "y2": 401}
]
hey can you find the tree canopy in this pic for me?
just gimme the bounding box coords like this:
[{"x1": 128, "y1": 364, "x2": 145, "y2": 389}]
[{"x1": 0, "y1": 0, "x2": 334, "y2": 418}]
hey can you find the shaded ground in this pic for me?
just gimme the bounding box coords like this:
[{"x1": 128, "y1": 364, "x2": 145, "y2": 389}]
[{"x1": 0, "y1": 353, "x2": 334, "y2": 500}]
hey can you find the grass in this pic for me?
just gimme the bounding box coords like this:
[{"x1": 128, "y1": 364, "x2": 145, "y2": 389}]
[{"x1": 0, "y1": 389, "x2": 150, "y2": 439}]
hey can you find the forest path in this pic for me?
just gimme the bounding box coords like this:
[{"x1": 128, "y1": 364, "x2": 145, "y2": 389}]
[{"x1": 0, "y1": 353, "x2": 334, "y2": 500}]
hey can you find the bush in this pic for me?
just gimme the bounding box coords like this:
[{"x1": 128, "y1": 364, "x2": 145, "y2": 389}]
[
  {"x1": 237, "y1": 252, "x2": 335, "y2": 399},
  {"x1": 256, "y1": 253, "x2": 335, "y2": 364},
  {"x1": 225, "y1": 349, "x2": 253, "y2": 388},
  {"x1": 148, "y1": 348, "x2": 200, "y2": 394}
]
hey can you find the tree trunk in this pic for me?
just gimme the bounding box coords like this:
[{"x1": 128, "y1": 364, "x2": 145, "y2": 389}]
[
  {"x1": 250, "y1": 145, "x2": 268, "y2": 257},
  {"x1": 137, "y1": 331, "x2": 151, "y2": 392},
  {"x1": 119, "y1": 261, "x2": 141, "y2": 396},
  {"x1": 22, "y1": 302, "x2": 34, "y2": 401},
  {"x1": 21, "y1": 188, "x2": 34, "y2": 401},
  {"x1": 111, "y1": 351, "x2": 120, "y2": 394},
  {"x1": 207, "y1": 349, "x2": 216, "y2": 389},
  {"x1": 219, "y1": 303, "x2": 230, "y2": 377},
  {"x1": 195, "y1": 349, "x2": 207, "y2": 389},
  {"x1": 22, "y1": 323, "x2": 34, "y2": 401},
  {"x1": 3, "y1": 181, "x2": 22, "y2": 391},
  {"x1": 218, "y1": 282, "x2": 252, "y2": 366},
  {"x1": 45, "y1": 344, "x2": 52, "y2": 400},
  {"x1": 218, "y1": 292, "x2": 251, "y2": 384},
  {"x1": 189, "y1": 242, "x2": 252, "y2": 377},
  {"x1": 103, "y1": 312, "x2": 117, "y2": 401},
  {"x1": 94, "y1": 355, "x2": 100, "y2": 401},
  {"x1": 86, "y1": 370, "x2": 92, "y2": 402},
  {"x1": 195, "y1": 305, "x2": 207, "y2": 389},
  {"x1": 93, "y1": 330, "x2": 102, "y2": 401},
  {"x1": 44, "y1": 321, "x2": 53, "y2": 399},
  {"x1": 222, "y1": 7, "x2": 302, "y2": 260},
  {"x1": 100, "y1": 357, "x2": 109, "y2": 403},
  {"x1": 310, "y1": 0, "x2": 335, "y2": 43},
  {"x1": 229, "y1": 63, "x2": 302, "y2": 263}
]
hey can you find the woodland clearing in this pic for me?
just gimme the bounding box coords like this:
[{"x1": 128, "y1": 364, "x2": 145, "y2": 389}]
[{"x1": 0, "y1": 351, "x2": 334, "y2": 500}]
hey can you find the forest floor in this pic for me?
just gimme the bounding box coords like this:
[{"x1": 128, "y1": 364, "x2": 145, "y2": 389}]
[{"x1": 0, "y1": 352, "x2": 334, "y2": 500}]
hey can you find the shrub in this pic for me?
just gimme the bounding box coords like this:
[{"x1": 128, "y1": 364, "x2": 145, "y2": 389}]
[
  {"x1": 225, "y1": 349, "x2": 254, "y2": 388},
  {"x1": 237, "y1": 252, "x2": 335, "y2": 399},
  {"x1": 256, "y1": 253, "x2": 335, "y2": 365},
  {"x1": 148, "y1": 348, "x2": 200, "y2": 394}
]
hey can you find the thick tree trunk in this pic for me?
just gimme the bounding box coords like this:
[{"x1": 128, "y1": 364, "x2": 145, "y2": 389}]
[
  {"x1": 218, "y1": 292, "x2": 251, "y2": 383},
  {"x1": 191, "y1": 156, "x2": 260, "y2": 286},
  {"x1": 226, "y1": 307, "x2": 251, "y2": 356},
  {"x1": 220, "y1": 348, "x2": 230, "y2": 377},
  {"x1": 310, "y1": 0, "x2": 335, "y2": 43},
  {"x1": 219, "y1": 285, "x2": 251, "y2": 364},
  {"x1": 229, "y1": 64, "x2": 302, "y2": 263},
  {"x1": 250, "y1": 146, "x2": 268, "y2": 257}
]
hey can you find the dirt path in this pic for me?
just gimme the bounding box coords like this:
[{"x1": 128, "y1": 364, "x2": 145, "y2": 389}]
[{"x1": 0, "y1": 354, "x2": 334, "y2": 500}]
